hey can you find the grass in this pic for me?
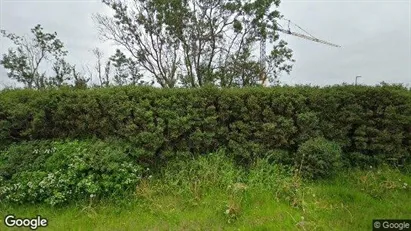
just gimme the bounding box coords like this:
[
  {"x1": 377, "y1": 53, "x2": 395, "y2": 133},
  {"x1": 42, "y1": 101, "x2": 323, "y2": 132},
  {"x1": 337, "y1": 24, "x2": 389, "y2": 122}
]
[{"x1": 1, "y1": 154, "x2": 410, "y2": 230}]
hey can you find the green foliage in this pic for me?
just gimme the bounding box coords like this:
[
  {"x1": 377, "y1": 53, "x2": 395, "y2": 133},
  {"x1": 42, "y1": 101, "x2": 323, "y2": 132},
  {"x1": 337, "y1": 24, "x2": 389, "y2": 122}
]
[
  {"x1": 2, "y1": 167, "x2": 411, "y2": 230},
  {"x1": 0, "y1": 85, "x2": 410, "y2": 168},
  {"x1": 343, "y1": 151, "x2": 385, "y2": 169},
  {"x1": 343, "y1": 167, "x2": 410, "y2": 199},
  {"x1": 265, "y1": 149, "x2": 294, "y2": 166},
  {"x1": 97, "y1": 0, "x2": 293, "y2": 87},
  {"x1": 0, "y1": 141, "x2": 56, "y2": 179},
  {"x1": 51, "y1": 58, "x2": 73, "y2": 87},
  {"x1": 247, "y1": 157, "x2": 296, "y2": 194},
  {"x1": 0, "y1": 140, "x2": 142, "y2": 206},
  {"x1": 158, "y1": 150, "x2": 242, "y2": 196},
  {"x1": 109, "y1": 49, "x2": 145, "y2": 86},
  {"x1": 143, "y1": 151, "x2": 304, "y2": 211},
  {"x1": 1, "y1": 25, "x2": 69, "y2": 89},
  {"x1": 295, "y1": 137, "x2": 343, "y2": 180}
]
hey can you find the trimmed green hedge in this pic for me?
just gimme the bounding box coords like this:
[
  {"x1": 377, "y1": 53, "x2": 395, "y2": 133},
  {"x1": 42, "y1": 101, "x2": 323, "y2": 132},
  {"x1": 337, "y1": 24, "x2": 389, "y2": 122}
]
[{"x1": 1, "y1": 85, "x2": 410, "y2": 166}]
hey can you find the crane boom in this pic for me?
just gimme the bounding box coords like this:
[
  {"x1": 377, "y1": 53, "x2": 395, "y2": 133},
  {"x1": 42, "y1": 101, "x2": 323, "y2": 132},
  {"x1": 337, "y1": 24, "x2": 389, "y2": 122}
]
[
  {"x1": 259, "y1": 20, "x2": 341, "y2": 86},
  {"x1": 276, "y1": 28, "x2": 341, "y2": 48}
]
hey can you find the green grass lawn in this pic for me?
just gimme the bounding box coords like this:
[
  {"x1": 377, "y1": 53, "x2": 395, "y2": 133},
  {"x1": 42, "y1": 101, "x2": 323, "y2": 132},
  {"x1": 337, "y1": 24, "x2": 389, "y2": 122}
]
[{"x1": 1, "y1": 163, "x2": 410, "y2": 231}]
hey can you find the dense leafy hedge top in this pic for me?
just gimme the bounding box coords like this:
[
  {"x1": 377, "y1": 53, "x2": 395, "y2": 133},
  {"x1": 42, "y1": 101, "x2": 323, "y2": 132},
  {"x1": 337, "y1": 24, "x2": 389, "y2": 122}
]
[{"x1": 1, "y1": 85, "x2": 410, "y2": 164}]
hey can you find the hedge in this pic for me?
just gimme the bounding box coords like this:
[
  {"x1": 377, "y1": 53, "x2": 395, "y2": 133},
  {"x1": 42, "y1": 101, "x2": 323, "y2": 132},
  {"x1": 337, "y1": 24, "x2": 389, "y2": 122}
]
[{"x1": 0, "y1": 85, "x2": 410, "y2": 166}]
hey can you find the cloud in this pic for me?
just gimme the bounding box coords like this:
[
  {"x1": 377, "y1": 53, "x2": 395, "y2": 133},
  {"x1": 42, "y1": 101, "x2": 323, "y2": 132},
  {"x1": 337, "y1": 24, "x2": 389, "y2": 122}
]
[
  {"x1": 0, "y1": 0, "x2": 410, "y2": 87},
  {"x1": 277, "y1": 0, "x2": 410, "y2": 86},
  {"x1": 0, "y1": 0, "x2": 114, "y2": 86}
]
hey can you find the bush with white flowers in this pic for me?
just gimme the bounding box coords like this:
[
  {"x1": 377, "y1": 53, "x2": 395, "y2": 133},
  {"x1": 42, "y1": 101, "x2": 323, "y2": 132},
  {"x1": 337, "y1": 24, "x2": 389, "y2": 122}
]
[{"x1": 0, "y1": 140, "x2": 143, "y2": 205}]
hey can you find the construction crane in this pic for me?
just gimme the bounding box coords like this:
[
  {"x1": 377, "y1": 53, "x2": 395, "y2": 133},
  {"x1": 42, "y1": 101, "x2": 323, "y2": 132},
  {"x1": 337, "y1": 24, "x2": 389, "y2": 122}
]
[{"x1": 259, "y1": 19, "x2": 340, "y2": 86}]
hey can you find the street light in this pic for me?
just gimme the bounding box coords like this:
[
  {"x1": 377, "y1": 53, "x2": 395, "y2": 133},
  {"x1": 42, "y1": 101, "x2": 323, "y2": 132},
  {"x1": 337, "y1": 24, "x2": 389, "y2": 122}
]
[{"x1": 355, "y1": 75, "x2": 362, "y2": 86}]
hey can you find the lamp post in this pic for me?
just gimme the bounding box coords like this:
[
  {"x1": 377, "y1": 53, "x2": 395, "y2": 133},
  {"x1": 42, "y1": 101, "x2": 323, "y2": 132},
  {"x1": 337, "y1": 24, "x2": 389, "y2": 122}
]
[{"x1": 355, "y1": 75, "x2": 361, "y2": 86}]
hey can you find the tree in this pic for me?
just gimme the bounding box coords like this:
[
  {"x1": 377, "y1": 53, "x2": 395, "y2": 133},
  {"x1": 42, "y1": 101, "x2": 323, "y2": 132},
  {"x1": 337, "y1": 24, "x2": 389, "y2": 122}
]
[
  {"x1": 0, "y1": 25, "x2": 67, "y2": 89},
  {"x1": 72, "y1": 65, "x2": 90, "y2": 89},
  {"x1": 104, "y1": 60, "x2": 112, "y2": 87},
  {"x1": 90, "y1": 47, "x2": 146, "y2": 87},
  {"x1": 128, "y1": 58, "x2": 146, "y2": 85},
  {"x1": 264, "y1": 40, "x2": 294, "y2": 85},
  {"x1": 91, "y1": 47, "x2": 106, "y2": 86},
  {"x1": 109, "y1": 49, "x2": 145, "y2": 86},
  {"x1": 110, "y1": 49, "x2": 130, "y2": 86},
  {"x1": 95, "y1": 0, "x2": 294, "y2": 88},
  {"x1": 50, "y1": 58, "x2": 72, "y2": 87}
]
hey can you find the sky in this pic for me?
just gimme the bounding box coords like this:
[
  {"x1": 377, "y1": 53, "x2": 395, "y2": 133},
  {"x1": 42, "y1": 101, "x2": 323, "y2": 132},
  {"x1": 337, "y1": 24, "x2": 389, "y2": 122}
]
[{"x1": 0, "y1": 0, "x2": 410, "y2": 88}]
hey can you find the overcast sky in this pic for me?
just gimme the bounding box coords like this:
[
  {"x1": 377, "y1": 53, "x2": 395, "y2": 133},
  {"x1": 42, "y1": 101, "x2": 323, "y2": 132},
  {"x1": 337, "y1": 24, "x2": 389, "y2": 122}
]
[{"x1": 0, "y1": 0, "x2": 410, "y2": 88}]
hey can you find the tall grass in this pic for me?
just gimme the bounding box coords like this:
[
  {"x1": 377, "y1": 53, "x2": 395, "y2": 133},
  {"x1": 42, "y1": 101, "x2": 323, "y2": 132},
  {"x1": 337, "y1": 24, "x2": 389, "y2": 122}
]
[{"x1": 1, "y1": 148, "x2": 410, "y2": 230}]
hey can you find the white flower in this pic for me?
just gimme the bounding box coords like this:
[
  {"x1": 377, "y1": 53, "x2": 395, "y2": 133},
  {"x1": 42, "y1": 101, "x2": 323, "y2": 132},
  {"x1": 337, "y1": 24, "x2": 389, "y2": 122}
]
[{"x1": 27, "y1": 182, "x2": 33, "y2": 188}]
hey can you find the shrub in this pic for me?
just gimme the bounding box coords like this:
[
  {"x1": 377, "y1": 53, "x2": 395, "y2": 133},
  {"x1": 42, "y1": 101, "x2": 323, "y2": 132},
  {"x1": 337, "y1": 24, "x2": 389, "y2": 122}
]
[
  {"x1": 295, "y1": 137, "x2": 342, "y2": 180},
  {"x1": 0, "y1": 85, "x2": 410, "y2": 169},
  {"x1": 264, "y1": 149, "x2": 293, "y2": 166},
  {"x1": 0, "y1": 140, "x2": 143, "y2": 206},
  {"x1": 343, "y1": 152, "x2": 385, "y2": 169},
  {"x1": 0, "y1": 141, "x2": 57, "y2": 179}
]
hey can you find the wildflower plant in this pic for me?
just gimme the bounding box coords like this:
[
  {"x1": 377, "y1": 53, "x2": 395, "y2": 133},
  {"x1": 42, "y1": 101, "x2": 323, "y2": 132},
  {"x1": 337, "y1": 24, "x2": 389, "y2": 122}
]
[{"x1": 0, "y1": 140, "x2": 143, "y2": 206}]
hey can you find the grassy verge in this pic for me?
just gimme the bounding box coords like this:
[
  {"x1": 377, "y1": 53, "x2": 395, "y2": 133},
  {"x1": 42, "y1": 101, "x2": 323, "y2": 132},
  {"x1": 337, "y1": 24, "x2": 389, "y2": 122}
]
[{"x1": 1, "y1": 153, "x2": 410, "y2": 230}]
